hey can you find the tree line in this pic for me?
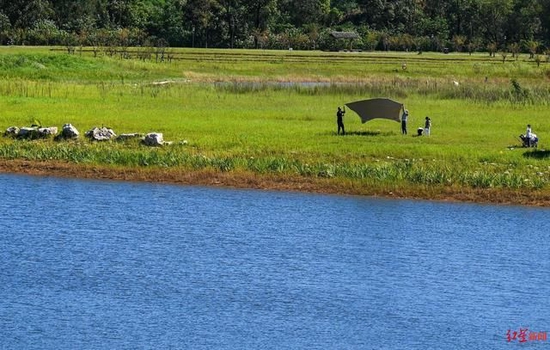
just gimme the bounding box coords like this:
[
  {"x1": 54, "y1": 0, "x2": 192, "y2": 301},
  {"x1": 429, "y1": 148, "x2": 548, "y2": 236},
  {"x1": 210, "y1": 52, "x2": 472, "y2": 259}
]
[{"x1": 0, "y1": 0, "x2": 549, "y2": 55}]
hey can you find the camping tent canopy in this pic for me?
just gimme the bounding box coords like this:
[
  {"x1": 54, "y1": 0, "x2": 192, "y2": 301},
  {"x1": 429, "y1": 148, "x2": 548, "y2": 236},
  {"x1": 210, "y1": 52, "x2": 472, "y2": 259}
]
[{"x1": 345, "y1": 98, "x2": 404, "y2": 123}]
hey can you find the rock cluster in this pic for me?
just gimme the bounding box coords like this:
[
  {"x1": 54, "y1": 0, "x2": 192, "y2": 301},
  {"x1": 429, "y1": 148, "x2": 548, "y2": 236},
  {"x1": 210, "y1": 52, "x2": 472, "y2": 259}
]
[
  {"x1": 5, "y1": 124, "x2": 175, "y2": 147},
  {"x1": 142, "y1": 132, "x2": 172, "y2": 146},
  {"x1": 5, "y1": 126, "x2": 58, "y2": 139},
  {"x1": 54, "y1": 124, "x2": 80, "y2": 140},
  {"x1": 85, "y1": 127, "x2": 116, "y2": 141}
]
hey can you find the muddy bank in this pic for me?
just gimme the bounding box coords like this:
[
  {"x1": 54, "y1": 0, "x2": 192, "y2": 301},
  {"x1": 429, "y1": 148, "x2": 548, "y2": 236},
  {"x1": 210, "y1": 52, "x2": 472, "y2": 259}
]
[{"x1": 1, "y1": 159, "x2": 549, "y2": 207}]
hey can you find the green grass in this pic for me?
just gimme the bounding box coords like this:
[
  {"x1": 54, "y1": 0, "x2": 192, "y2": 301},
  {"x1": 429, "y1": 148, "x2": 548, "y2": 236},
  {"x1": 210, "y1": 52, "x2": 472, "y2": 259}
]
[{"x1": 0, "y1": 47, "x2": 549, "y2": 194}]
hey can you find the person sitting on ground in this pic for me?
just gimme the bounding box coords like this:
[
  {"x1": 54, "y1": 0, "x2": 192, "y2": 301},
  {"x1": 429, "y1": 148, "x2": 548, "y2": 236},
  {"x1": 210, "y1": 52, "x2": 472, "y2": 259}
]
[{"x1": 521, "y1": 124, "x2": 539, "y2": 147}]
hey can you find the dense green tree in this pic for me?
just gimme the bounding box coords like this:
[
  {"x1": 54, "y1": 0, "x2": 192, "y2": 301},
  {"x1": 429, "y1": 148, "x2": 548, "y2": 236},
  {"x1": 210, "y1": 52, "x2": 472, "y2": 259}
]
[
  {"x1": 0, "y1": 0, "x2": 549, "y2": 51},
  {"x1": 0, "y1": 0, "x2": 54, "y2": 28},
  {"x1": 148, "y1": 0, "x2": 185, "y2": 46},
  {"x1": 51, "y1": 0, "x2": 106, "y2": 31},
  {"x1": 540, "y1": 0, "x2": 550, "y2": 40},
  {"x1": 183, "y1": 0, "x2": 222, "y2": 47},
  {"x1": 242, "y1": 0, "x2": 277, "y2": 48},
  {"x1": 507, "y1": 0, "x2": 543, "y2": 42},
  {"x1": 477, "y1": 0, "x2": 514, "y2": 45},
  {"x1": 277, "y1": 0, "x2": 330, "y2": 28},
  {"x1": 217, "y1": 0, "x2": 238, "y2": 47},
  {"x1": 0, "y1": 10, "x2": 11, "y2": 44}
]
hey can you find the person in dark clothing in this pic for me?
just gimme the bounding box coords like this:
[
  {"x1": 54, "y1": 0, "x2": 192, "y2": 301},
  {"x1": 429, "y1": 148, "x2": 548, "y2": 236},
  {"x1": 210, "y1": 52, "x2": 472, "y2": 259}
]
[
  {"x1": 424, "y1": 116, "x2": 431, "y2": 136},
  {"x1": 401, "y1": 109, "x2": 409, "y2": 135},
  {"x1": 337, "y1": 106, "x2": 345, "y2": 135}
]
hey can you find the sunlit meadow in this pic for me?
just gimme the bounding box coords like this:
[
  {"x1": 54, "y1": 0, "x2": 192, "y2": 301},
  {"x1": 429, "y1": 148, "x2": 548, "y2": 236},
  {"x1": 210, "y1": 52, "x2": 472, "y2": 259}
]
[{"x1": 1, "y1": 46, "x2": 549, "y2": 197}]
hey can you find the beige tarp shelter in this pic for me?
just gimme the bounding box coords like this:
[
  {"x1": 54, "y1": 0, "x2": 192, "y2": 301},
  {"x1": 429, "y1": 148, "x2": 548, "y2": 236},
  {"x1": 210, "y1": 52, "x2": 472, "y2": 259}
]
[{"x1": 345, "y1": 98, "x2": 404, "y2": 123}]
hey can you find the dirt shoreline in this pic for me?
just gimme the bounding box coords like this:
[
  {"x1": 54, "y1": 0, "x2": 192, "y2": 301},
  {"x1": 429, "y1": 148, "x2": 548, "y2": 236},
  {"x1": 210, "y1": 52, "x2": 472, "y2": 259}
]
[{"x1": 1, "y1": 159, "x2": 549, "y2": 207}]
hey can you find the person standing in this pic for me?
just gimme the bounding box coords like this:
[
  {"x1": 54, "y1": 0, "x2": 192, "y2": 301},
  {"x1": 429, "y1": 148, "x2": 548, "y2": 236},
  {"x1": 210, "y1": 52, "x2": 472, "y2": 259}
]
[
  {"x1": 337, "y1": 106, "x2": 345, "y2": 135},
  {"x1": 526, "y1": 124, "x2": 532, "y2": 147},
  {"x1": 424, "y1": 116, "x2": 431, "y2": 136},
  {"x1": 401, "y1": 109, "x2": 409, "y2": 135}
]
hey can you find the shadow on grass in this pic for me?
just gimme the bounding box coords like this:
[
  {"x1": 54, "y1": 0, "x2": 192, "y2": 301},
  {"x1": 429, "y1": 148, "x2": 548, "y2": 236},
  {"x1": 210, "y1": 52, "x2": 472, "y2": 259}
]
[
  {"x1": 346, "y1": 131, "x2": 384, "y2": 136},
  {"x1": 328, "y1": 131, "x2": 385, "y2": 137},
  {"x1": 523, "y1": 149, "x2": 550, "y2": 159}
]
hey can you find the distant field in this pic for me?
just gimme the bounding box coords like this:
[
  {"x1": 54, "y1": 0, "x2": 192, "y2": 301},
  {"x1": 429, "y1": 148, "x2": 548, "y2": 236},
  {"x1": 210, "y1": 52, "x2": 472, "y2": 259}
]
[
  {"x1": 1, "y1": 46, "x2": 548, "y2": 82},
  {"x1": 0, "y1": 47, "x2": 549, "y2": 204}
]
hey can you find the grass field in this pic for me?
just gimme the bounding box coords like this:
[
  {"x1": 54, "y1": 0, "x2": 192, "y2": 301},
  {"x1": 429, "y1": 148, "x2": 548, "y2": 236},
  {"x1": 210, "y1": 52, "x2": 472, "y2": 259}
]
[{"x1": 1, "y1": 46, "x2": 549, "y2": 204}]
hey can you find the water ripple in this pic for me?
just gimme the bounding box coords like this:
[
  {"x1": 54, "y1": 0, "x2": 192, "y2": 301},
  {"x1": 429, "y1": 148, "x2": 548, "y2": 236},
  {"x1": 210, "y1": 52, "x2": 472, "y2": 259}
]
[{"x1": 0, "y1": 174, "x2": 549, "y2": 349}]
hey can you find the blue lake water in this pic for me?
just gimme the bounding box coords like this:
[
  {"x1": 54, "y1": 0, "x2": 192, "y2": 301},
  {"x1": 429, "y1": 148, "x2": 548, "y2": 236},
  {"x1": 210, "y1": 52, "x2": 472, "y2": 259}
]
[{"x1": 0, "y1": 173, "x2": 549, "y2": 349}]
